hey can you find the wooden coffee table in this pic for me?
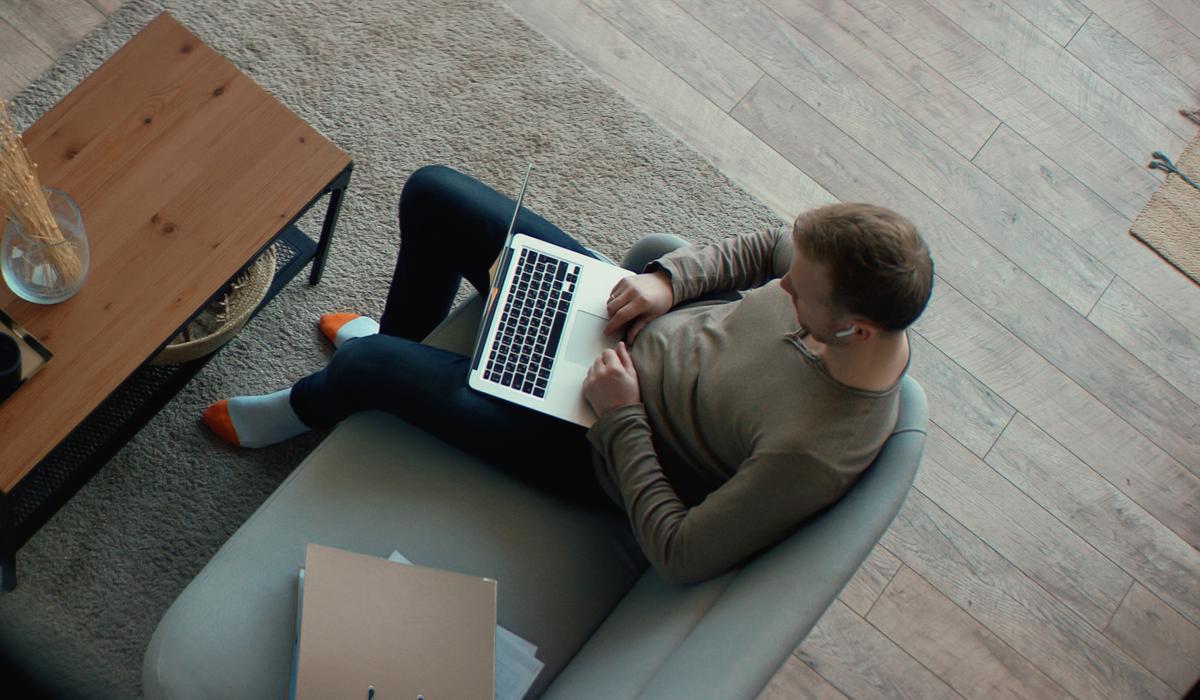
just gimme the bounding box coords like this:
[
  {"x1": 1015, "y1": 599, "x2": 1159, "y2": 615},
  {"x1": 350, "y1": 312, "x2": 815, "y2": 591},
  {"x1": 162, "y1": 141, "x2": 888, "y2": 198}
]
[{"x1": 0, "y1": 13, "x2": 352, "y2": 590}]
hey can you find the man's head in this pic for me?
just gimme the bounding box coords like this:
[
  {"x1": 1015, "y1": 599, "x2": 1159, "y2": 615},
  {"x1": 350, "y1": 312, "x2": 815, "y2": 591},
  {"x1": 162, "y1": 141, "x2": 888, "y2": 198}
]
[{"x1": 780, "y1": 203, "x2": 933, "y2": 345}]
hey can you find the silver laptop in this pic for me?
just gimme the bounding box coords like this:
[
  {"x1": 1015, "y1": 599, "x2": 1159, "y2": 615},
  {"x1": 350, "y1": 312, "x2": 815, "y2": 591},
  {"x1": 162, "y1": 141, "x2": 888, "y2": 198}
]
[{"x1": 467, "y1": 166, "x2": 633, "y2": 426}]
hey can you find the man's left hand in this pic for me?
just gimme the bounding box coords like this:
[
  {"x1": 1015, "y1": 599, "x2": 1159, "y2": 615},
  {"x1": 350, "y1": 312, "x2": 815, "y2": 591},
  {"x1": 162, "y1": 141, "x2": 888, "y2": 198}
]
[{"x1": 583, "y1": 342, "x2": 641, "y2": 417}]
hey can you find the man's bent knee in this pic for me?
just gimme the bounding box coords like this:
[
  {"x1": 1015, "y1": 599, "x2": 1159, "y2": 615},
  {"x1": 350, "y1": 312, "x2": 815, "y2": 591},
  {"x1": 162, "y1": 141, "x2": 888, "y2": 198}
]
[
  {"x1": 325, "y1": 335, "x2": 402, "y2": 395},
  {"x1": 399, "y1": 164, "x2": 464, "y2": 214}
]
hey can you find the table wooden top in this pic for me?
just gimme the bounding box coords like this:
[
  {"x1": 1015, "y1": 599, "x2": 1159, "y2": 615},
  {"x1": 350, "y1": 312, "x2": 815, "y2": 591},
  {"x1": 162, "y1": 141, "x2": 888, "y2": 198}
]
[{"x1": 0, "y1": 13, "x2": 351, "y2": 492}]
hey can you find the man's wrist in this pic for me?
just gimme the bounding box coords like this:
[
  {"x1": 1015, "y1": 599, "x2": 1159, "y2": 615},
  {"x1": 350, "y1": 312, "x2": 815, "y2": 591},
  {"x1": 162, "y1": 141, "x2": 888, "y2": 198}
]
[{"x1": 652, "y1": 269, "x2": 674, "y2": 304}]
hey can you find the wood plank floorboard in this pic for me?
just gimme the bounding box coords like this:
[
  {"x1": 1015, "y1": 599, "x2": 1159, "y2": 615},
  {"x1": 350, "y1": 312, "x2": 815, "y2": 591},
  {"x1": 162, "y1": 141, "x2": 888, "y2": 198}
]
[
  {"x1": 581, "y1": 0, "x2": 762, "y2": 112},
  {"x1": 796, "y1": 600, "x2": 963, "y2": 700},
  {"x1": 1067, "y1": 13, "x2": 1200, "y2": 141},
  {"x1": 762, "y1": 0, "x2": 999, "y2": 160},
  {"x1": 916, "y1": 282, "x2": 1200, "y2": 549},
  {"x1": 924, "y1": 0, "x2": 1186, "y2": 164},
  {"x1": 1105, "y1": 583, "x2": 1200, "y2": 694},
  {"x1": 1081, "y1": 0, "x2": 1200, "y2": 90},
  {"x1": 837, "y1": 543, "x2": 901, "y2": 617},
  {"x1": 1149, "y1": 0, "x2": 1200, "y2": 40},
  {"x1": 8, "y1": 0, "x2": 1200, "y2": 696},
  {"x1": 1000, "y1": 0, "x2": 1091, "y2": 46},
  {"x1": 1089, "y1": 277, "x2": 1200, "y2": 406},
  {"x1": 504, "y1": 0, "x2": 836, "y2": 220},
  {"x1": 757, "y1": 653, "x2": 850, "y2": 700},
  {"x1": 908, "y1": 333, "x2": 1015, "y2": 459},
  {"x1": 987, "y1": 415, "x2": 1200, "y2": 629},
  {"x1": 0, "y1": 18, "x2": 54, "y2": 102},
  {"x1": 867, "y1": 566, "x2": 1071, "y2": 698},
  {"x1": 972, "y1": 123, "x2": 1200, "y2": 334},
  {"x1": 84, "y1": 0, "x2": 120, "y2": 15},
  {"x1": 884, "y1": 492, "x2": 1175, "y2": 699},
  {"x1": 920, "y1": 422, "x2": 1132, "y2": 630},
  {"x1": 843, "y1": 0, "x2": 1159, "y2": 220},
  {"x1": 0, "y1": 0, "x2": 104, "y2": 57},
  {"x1": 683, "y1": 0, "x2": 1115, "y2": 317}
]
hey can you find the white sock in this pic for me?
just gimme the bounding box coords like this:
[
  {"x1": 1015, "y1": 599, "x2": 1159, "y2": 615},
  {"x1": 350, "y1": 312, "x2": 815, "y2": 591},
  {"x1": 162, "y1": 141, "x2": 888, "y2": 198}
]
[
  {"x1": 227, "y1": 388, "x2": 311, "y2": 448},
  {"x1": 334, "y1": 316, "x2": 380, "y2": 348}
]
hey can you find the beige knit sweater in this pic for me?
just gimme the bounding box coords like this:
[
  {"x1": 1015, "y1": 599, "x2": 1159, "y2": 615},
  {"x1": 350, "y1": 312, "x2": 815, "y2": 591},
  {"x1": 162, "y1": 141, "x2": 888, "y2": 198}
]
[{"x1": 586, "y1": 226, "x2": 903, "y2": 584}]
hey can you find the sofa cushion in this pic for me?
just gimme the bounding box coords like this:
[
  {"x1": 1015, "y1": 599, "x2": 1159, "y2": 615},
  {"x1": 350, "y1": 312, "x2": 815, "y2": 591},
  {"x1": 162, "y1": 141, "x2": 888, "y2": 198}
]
[{"x1": 143, "y1": 411, "x2": 645, "y2": 700}]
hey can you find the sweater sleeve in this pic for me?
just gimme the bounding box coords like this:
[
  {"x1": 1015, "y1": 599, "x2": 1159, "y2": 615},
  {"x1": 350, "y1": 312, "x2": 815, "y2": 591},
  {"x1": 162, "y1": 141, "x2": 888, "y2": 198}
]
[
  {"x1": 587, "y1": 403, "x2": 843, "y2": 584},
  {"x1": 648, "y1": 225, "x2": 794, "y2": 305}
]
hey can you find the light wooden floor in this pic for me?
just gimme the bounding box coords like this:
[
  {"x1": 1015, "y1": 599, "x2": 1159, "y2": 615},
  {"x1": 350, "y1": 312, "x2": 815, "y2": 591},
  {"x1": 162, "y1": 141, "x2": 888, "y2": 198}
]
[{"x1": 6, "y1": 0, "x2": 1200, "y2": 698}]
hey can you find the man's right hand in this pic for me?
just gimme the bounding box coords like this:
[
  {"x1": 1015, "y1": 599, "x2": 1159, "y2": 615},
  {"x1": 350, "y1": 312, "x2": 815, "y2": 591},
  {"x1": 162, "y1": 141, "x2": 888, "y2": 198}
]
[{"x1": 604, "y1": 270, "x2": 674, "y2": 345}]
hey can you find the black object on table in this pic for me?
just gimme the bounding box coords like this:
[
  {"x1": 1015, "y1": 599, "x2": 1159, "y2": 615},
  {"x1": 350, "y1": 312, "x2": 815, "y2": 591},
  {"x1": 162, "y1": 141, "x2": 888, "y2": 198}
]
[{"x1": 0, "y1": 334, "x2": 20, "y2": 401}]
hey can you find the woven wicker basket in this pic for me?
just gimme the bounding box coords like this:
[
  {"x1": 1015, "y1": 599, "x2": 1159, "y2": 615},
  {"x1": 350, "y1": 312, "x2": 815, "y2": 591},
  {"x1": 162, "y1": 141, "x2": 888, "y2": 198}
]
[{"x1": 151, "y1": 246, "x2": 277, "y2": 365}]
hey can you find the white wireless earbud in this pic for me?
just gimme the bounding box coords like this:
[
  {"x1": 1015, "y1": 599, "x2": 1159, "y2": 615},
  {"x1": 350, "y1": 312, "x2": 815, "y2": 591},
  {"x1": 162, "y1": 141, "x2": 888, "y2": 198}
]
[{"x1": 834, "y1": 325, "x2": 859, "y2": 338}]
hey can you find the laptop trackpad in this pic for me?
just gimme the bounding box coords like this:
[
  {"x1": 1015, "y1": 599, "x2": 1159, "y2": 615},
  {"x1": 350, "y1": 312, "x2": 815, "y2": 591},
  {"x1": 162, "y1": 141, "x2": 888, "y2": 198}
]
[{"x1": 563, "y1": 311, "x2": 612, "y2": 368}]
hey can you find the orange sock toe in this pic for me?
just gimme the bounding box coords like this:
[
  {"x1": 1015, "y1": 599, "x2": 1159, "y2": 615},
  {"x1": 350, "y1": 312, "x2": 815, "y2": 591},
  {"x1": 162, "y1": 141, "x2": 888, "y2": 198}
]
[
  {"x1": 202, "y1": 400, "x2": 240, "y2": 446},
  {"x1": 319, "y1": 312, "x2": 362, "y2": 344}
]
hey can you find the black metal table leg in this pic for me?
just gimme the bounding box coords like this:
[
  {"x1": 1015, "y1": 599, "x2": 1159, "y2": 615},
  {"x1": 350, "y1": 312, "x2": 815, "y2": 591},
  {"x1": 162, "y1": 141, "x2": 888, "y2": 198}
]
[
  {"x1": 1, "y1": 494, "x2": 16, "y2": 592},
  {"x1": 308, "y1": 164, "x2": 353, "y2": 285}
]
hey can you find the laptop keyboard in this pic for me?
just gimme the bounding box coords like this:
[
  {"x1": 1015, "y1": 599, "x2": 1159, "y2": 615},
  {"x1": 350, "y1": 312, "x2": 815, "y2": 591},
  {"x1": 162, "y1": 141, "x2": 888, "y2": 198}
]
[{"x1": 483, "y1": 249, "x2": 581, "y2": 398}]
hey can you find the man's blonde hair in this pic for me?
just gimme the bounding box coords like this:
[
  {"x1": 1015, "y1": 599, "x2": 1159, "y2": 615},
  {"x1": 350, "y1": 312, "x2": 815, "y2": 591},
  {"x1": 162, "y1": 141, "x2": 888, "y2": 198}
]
[{"x1": 792, "y1": 203, "x2": 933, "y2": 332}]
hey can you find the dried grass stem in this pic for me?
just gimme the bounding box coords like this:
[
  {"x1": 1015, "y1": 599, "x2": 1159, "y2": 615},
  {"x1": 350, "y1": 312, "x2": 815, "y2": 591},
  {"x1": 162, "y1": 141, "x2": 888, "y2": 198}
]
[{"x1": 0, "y1": 99, "x2": 84, "y2": 285}]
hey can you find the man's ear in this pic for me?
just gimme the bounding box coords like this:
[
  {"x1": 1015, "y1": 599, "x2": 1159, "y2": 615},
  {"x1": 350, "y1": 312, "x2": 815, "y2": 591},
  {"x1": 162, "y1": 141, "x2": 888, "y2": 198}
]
[{"x1": 835, "y1": 320, "x2": 877, "y2": 341}]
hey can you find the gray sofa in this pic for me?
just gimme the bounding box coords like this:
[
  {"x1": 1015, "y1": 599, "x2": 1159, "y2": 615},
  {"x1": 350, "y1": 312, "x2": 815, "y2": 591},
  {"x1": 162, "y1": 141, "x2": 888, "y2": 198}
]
[{"x1": 144, "y1": 242, "x2": 928, "y2": 699}]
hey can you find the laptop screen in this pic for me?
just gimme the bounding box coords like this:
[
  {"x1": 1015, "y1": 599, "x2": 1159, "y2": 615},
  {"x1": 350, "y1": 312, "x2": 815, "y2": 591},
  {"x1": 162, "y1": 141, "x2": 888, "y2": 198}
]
[{"x1": 471, "y1": 163, "x2": 533, "y2": 370}]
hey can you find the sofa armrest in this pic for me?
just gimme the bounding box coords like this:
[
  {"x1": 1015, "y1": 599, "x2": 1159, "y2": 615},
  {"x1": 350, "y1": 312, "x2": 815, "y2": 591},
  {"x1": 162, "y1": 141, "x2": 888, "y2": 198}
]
[{"x1": 545, "y1": 377, "x2": 928, "y2": 699}]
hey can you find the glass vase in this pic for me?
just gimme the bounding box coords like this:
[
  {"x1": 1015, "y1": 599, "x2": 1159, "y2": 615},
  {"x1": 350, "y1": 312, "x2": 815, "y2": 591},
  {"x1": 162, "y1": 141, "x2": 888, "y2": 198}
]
[{"x1": 2, "y1": 188, "x2": 90, "y2": 304}]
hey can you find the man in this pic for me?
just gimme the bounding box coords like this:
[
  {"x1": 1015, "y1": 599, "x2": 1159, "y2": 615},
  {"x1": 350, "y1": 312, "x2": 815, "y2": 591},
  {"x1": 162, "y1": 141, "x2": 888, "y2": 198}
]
[
  {"x1": 580, "y1": 203, "x2": 929, "y2": 582},
  {"x1": 203, "y1": 165, "x2": 933, "y2": 584}
]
